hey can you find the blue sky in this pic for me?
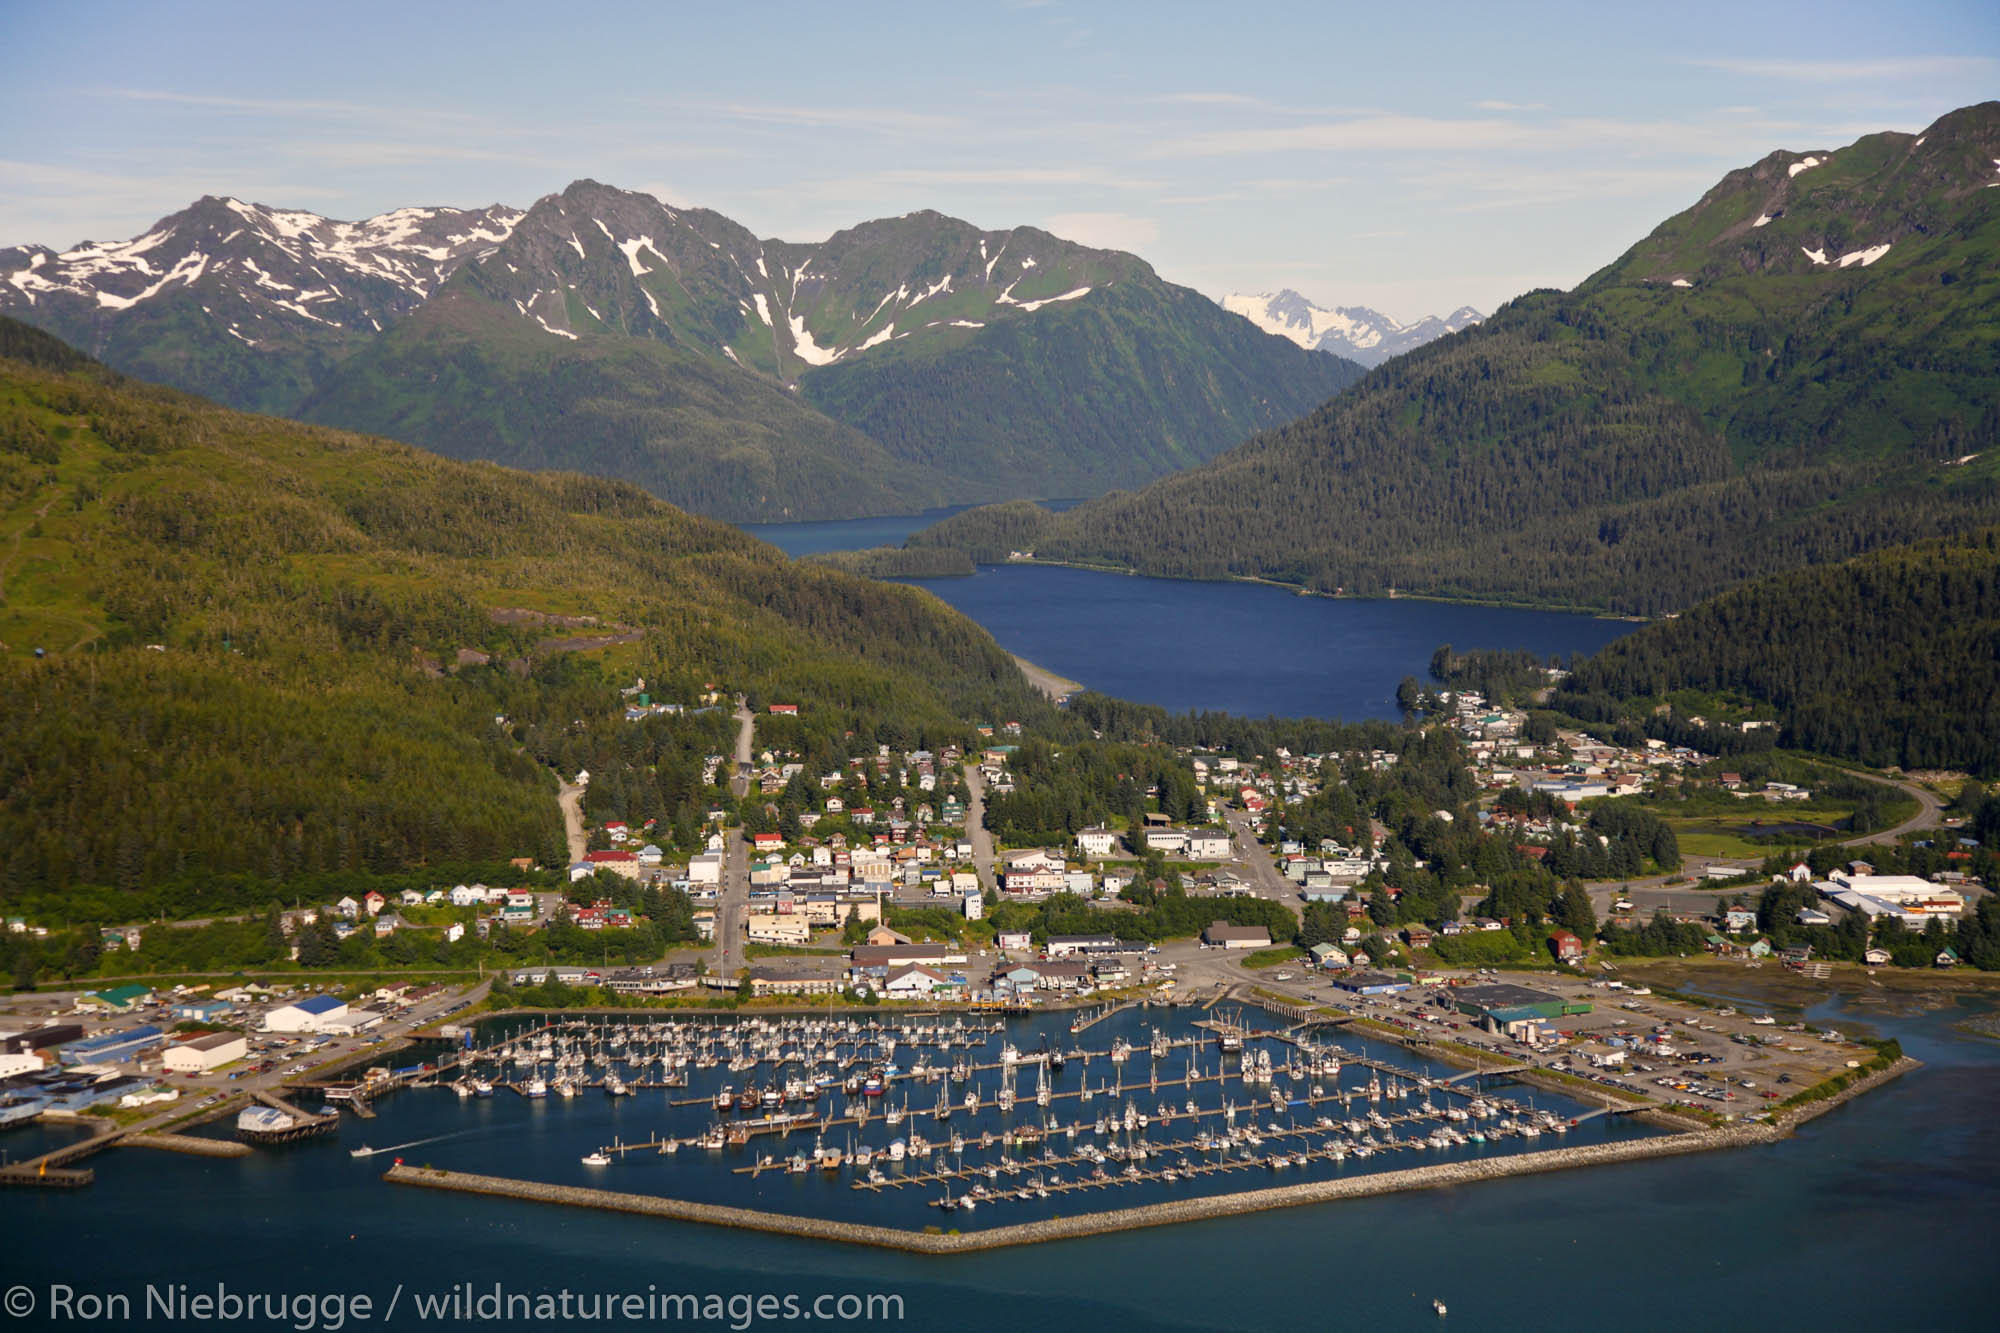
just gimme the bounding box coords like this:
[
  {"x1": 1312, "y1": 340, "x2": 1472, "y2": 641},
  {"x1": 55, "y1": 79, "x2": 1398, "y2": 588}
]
[{"x1": 3, "y1": 0, "x2": 1994, "y2": 319}]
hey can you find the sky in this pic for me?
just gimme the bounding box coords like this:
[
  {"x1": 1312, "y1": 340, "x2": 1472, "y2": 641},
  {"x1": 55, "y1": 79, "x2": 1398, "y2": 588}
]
[{"x1": 3, "y1": 0, "x2": 1996, "y2": 321}]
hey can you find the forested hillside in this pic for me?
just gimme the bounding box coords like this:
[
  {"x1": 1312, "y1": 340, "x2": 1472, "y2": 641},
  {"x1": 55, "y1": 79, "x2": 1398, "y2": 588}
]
[
  {"x1": 0, "y1": 319, "x2": 1048, "y2": 916},
  {"x1": 908, "y1": 103, "x2": 2000, "y2": 613},
  {"x1": 1555, "y1": 528, "x2": 2000, "y2": 773}
]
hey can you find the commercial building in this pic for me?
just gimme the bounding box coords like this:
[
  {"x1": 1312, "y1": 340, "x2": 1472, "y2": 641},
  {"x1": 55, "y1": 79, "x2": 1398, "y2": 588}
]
[
  {"x1": 1202, "y1": 921, "x2": 1272, "y2": 950},
  {"x1": 1451, "y1": 983, "x2": 1592, "y2": 1030},
  {"x1": 57, "y1": 1025, "x2": 166, "y2": 1065},
  {"x1": 163, "y1": 1031, "x2": 248, "y2": 1073},
  {"x1": 263, "y1": 994, "x2": 349, "y2": 1033}
]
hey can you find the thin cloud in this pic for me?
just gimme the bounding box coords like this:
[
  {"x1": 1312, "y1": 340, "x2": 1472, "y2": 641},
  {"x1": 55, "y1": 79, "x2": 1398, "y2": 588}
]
[
  {"x1": 1042, "y1": 211, "x2": 1159, "y2": 251},
  {"x1": 1690, "y1": 55, "x2": 1995, "y2": 82},
  {"x1": 1473, "y1": 99, "x2": 1548, "y2": 112},
  {"x1": 708, "y1": 101, "x2": 968, "y2": 136}
]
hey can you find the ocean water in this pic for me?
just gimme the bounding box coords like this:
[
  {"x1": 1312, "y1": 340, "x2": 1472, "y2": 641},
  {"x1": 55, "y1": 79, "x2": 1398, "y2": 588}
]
[{"x1": 7, "y1": 999, "x2": 1996, "y2": 1330}]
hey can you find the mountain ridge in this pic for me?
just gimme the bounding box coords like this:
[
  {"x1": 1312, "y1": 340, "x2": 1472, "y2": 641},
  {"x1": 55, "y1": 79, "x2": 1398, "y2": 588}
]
[
  {"x1": 1220, "y1": 289, "x2": 1483, "y2": 366},
  {"x1": 907, "y1": 102, "x2": 2000, "y2": 614},
  {"x1": 3, "y1": 183, "x2": 1360, "y2": 521}
]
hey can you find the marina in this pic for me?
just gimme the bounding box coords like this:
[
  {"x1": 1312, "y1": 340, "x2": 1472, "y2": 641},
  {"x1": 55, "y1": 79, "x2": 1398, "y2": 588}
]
[{"x1": 236, "y1": 1005, "x2": 1684, "y2": 1234}]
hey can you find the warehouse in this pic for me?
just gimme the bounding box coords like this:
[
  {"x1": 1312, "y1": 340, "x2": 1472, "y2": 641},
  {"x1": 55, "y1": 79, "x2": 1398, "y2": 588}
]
[
  {"x1": 57, "y1": 1025, "x2": 165, "y2": 1065},
  {"x1": 263, "y1": 994, "x2": 349, "y2": 1033},
  {"x1": 1451, "y1": 982, "x2": 1592, "y2": 1031},
  {"x1": 163, "y1": 1030, "x2": 248, "y2": 1073}
]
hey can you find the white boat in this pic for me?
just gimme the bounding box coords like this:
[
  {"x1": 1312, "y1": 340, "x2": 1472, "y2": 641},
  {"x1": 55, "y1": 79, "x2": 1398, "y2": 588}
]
[{"x1": 581, "y1": 1150, "x2": 612, "y2": 1166}]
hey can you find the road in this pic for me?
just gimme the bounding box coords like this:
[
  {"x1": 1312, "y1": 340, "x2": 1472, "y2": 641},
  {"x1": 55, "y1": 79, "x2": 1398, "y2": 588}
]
[
  {"x1": 729, "y1": 700, "x2": 754, "y2": 799},
  {"x1": 1222, "y1": 808, "x2": 1303, "y2": 921},
  {"x1": 713, "y1": 828, "x2": 751, "y2": 980},
  {"x1": 962, "y1": 762, "x2": 996, "y2": 893},
  {"x1": 1585, "y1": 769, "x2": 1950, "y2": 919},
  {"x1": 556, "y1": 779, "x2": 588, "y2": 863},
  {"x1": 1841, "y1": 769, "x2": 1947, "y2": 846}
]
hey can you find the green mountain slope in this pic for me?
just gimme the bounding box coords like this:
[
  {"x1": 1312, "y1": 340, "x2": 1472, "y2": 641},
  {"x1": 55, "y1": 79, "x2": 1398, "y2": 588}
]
[
  {"x1": 0, "y1": 319, "x2": 1045, "y2": 902},
  {"x1": 911, "y1": 103, "x2": 2000, "y2": 613},
  {"x1": 1554, "y1": 528, "x2": 2000, "y2": 774},
  {"x1": 291, "y1": 279, "x2": 949, "y2": 522},
  {"x1": 5, "y1": 182, "x2": 1358, "y2": 521}
]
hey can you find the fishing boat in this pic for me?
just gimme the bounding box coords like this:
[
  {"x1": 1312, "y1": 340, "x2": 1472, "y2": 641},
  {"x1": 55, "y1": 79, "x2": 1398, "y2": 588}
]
[
  {"x1": 714, "y1": 1085, "x2": 735, "y2": 1112},
  {"x1": 604, "y1": 1073, "x2": 628, "y2": 1097},
  {"x1": 524, "y1": 1077, "x2": 548, "y2": 1099},
  {"x1": 472, "y1": 1078, "x2": 493, "y2": 1097}
]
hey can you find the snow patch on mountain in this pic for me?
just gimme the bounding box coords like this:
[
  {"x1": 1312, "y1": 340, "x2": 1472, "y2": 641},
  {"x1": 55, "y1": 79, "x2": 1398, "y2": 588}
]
[
  {"x1": 1221, "y1": 290, "x2": 1484, "y2": 367},
  {"x1": 1788, "y1": 156, "x2": 1823, "y2": 178},
  {"x1": 787, "y1": 313, "x2": 837, "y2": 366}
]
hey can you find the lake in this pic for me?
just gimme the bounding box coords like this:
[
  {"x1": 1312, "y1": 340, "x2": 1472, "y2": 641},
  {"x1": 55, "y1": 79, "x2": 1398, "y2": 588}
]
[{"x1": 895, "y1": 564, "x2": 1635, "y2": 719}]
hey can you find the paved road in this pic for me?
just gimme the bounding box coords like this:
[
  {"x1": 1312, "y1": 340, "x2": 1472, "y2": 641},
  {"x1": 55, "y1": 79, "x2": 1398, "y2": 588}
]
[
  {"x1": 713, "y1": 828, "x2": 751, "y2": 979},
  {"x1": 1841, "y1": 769, "x2": 1947, "y2": 846},
  {"x1": 963, "y1": 762, "x2": 997, "y2": 893},
  {"x1": 1222, "y1": 808, "x2": 1303, "y2": 921},
  {"x1": 729, "y1": 702, "x2": 754, "y2": 799},
  {"x1": 1586, "y1": 770, "x2": 1950, "y2": 919}
]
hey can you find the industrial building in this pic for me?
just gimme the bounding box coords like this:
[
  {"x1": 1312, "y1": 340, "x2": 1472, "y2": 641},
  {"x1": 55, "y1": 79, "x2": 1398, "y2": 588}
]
[
  {"x1": 57, "y1": 1025, "x2": 166, "y2": 1065},
  {"x1": 262, "y1": 994, "x2": 348, "y2": 1033},
  {"x1": 163, "y1": 1030, "x2": 248, "y2": 1073},
  {"x1": 1451, "y1": 983, "x2": 1593, "y2": 1035}
]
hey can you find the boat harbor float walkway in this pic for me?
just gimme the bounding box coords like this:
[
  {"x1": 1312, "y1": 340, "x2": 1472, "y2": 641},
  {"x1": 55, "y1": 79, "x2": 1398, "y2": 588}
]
[{"x1": 384, "y1": 1057, "x2": 1916, "y2": 1253}]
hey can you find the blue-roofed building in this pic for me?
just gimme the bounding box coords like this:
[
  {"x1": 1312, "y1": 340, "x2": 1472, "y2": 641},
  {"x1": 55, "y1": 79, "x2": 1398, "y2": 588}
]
[
  {"x1": 57, "y1": 1025, "x2": 165, "y2": 1065},
  {"x1": 262, "y1": 994, "x2": 348, "y2": 1033},
  {"x1": 170, "y1": 1000, "x2": 234, "y2": 1023}
]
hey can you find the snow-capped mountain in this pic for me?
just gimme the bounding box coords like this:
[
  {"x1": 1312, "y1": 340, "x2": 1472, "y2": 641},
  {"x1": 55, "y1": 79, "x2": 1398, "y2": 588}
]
[
  {"x1": 1220, "y1": 289, "x2": 1483, "y2": 366},
  {"x1": 0, "y1": 182, "x2": 1360, "y2": 521},
  {"x1": 0, "y1": 196, "x2": 522, "y2": 409}
]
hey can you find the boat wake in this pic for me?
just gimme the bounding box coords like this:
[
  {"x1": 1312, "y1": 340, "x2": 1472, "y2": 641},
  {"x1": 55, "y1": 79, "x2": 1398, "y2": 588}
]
[{"x1": 349, "y1": 1130, "x2": 471, "y2": 1159}]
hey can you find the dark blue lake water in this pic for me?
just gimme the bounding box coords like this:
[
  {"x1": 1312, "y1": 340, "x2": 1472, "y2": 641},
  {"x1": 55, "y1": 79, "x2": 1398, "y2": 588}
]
[
  {"x1": 7, "y1": 999, "x2": 1997, "y2": 1330},
  {"x1": 896, "y1": 564, "x2": 1635, "y2": 719}
]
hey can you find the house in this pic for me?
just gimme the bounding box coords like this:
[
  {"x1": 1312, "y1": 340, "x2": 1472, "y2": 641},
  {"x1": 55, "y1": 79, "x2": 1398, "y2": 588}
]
[
  {"x1": 688, "y1": 852, "x2": 724, "y2": 885},
  {"x1": 1309, "y1": 943, "x2": 1349, "y2": 968},
  {"x1": 372, "y1": 913, "x2": 404, "y2": 938},
  {"x1": 1936, "y1": 946, "x2": 1961, "y2": 968},
  {"x1": 444, "y1": 922, "x2": 465, "y2": 944},
  {"x1": 334, "y1": 896, "x2": 361, "y2": 920},
  {"x1": 361, "y1": 891, "x2": 386, "y2": 916},
  {"x1": 1143, "y1": 827, "x2": 1189, "y2": 855},
  {"x1": 1203, "y1": 921, "x2": 1272, "y2": 950},
  {"x1": 1402, "y1": 925, "x2": 1435, "y2": 950},
  {"x1": 1723, "y1": 907, "x2": 1758, "y2": 932},
  {"x1": 1864, "y1": 946, "x2": 1893, "y2": 965},
  {"x1": 865, "y1": 925, "x2": 912, "y2": 947},
  {"x1": 1548, "y1": 929, "x2": 1585, "y2": 964},
  {"x1": 1074, "y1": 828, "x2": 1120, "y2": 858},
  {"x1": 996, "y1": 930, "x2": 1033, "y2": 952}
]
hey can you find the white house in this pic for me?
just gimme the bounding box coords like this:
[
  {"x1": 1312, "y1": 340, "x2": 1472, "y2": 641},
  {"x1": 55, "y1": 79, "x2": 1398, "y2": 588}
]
[
  {"x1": 882, "y1": 964, "x2": 949, "y2": 998},
  {"x1": 1074, "y1": 828, "x2": 1120, "y2": 858},
  {"x1": 688, "y1": 852, "x2": 725, "y2": 886}
]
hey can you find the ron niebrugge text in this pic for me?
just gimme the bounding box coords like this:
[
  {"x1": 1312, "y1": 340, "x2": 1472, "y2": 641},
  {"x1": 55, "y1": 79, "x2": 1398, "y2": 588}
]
[{"x1": 16, "y1": 1283, "x2": 906, "y2": 1329}]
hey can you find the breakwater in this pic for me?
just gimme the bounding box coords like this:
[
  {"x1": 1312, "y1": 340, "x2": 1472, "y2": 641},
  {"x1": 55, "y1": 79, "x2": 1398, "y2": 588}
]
[{"x1": 384, "y1": 1129, "x2": 1749, "y2": 1254}]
